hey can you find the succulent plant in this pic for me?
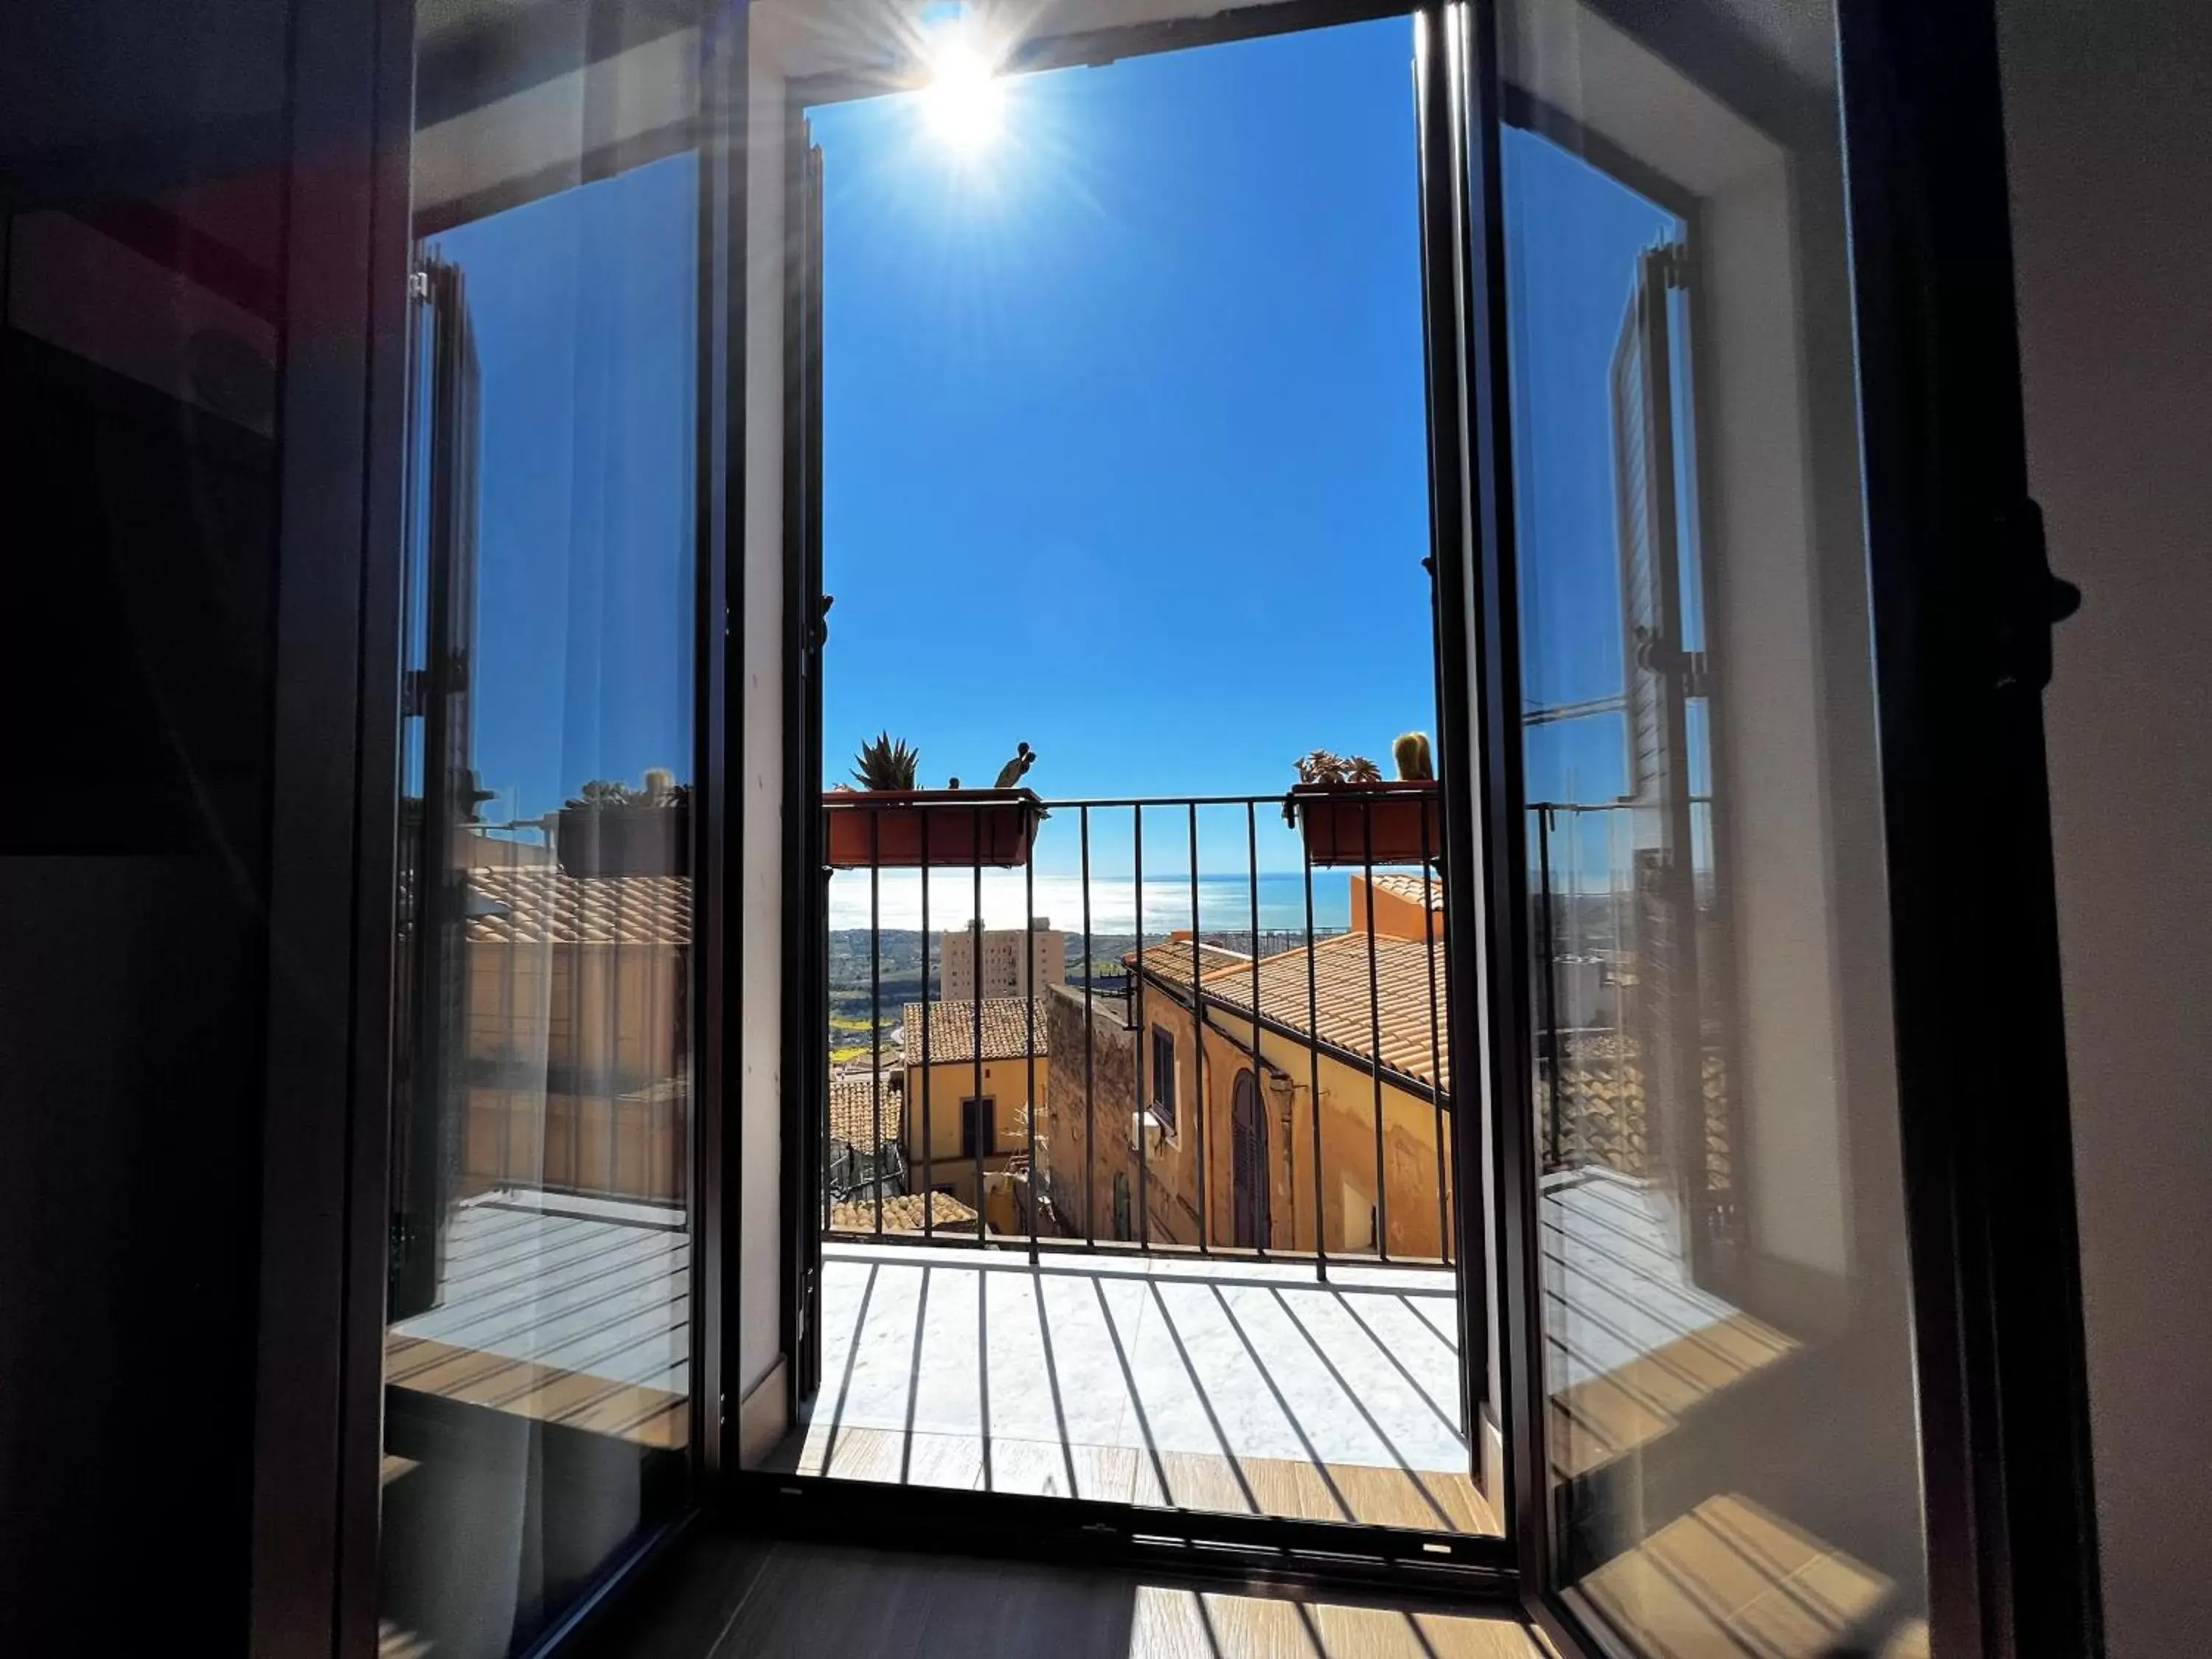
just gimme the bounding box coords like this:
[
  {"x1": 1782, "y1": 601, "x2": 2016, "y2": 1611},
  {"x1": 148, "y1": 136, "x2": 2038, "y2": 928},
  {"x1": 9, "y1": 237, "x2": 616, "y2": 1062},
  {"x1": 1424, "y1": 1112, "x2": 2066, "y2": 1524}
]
[
  {"x1": 564, "y1": 773, "x2": 690, "y2": 811},
  {"x1": 1293, "y1": 749, "x2": 1382, "y2": 786},
  {"x1": 1286, "y1": 748, "x2": 1383, "y2": 823},
  {"x1": 1392, "y1": 731, "x2": 1434, "y2": 782},
  {"x1": 852, "y1": 732, "x2": 920, "y2": 792}
]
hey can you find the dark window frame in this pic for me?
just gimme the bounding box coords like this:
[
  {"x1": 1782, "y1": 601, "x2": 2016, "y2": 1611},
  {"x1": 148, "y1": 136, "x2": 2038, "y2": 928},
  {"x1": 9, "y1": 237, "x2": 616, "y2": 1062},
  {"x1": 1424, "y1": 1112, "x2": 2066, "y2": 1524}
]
[
  {"x1": 960, "y1": 1094, "x2": 997, "y2": 1161},
  {"x1": 1149, "y1": 1025, "x2": 1178, "y2": 1133}
]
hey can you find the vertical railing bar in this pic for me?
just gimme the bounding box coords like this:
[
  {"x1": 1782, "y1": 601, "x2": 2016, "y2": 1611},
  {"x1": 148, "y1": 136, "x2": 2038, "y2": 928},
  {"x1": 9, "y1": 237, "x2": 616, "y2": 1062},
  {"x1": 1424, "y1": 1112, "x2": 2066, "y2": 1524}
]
[
  {"x1": 1081, "y1": 806, "x2": 1096, "y2": 1250},
  {"x1": 1304, "y1": 836, "x2": 1326, "y2": 1284},
  {"x1": 1189, "y1": 802, "x2": 1209, "y2": 1257},
  {"x1": 871, "y1": 807, "x2": 884, "y2": 1239},
  {"x1": 1025, "y1": 838, "x2": 1039, "y2": 1264},
  {"x1": 568, "y1": 876, "x2": 584, "y2": 1193},
  {"x1": 1612, "y1": 804, "x2": 1629, "y2": 1167},
  {"x1": 1133, "y1": 805, "x2": 1150, "y2": 1252},
  {"x1": 1422, "y1": 794, "x2": 1448, "y2": 1264},
  {"x1": 1245, "y1": 802, "x2": 1267, "y2": 1260},
  {"x1": 1364, "y1": 795, "x2": 1388, "y2": 1262},
  {"x1": 603, "y1": 887, "x2": 619, "y2": 1197},
  {"x1": 641, "y1": 874, "x2": 657, "y2": 1202},
  {"x1": 921, "y1": 810, "x2": 934, "y2": 1237},
  {"x1": 1561, "y1": 804, "x2": 1579, "y2": 1167},
  {"x1": 1536, "y1": 805, "x2": 1562, "y2": 1172},
  {"x1": 499, "y1": 900, "x2": 517, "y2": 1189},
  {"x1": 974, "y1": 809, "x2": 987, "y2": 1247}
]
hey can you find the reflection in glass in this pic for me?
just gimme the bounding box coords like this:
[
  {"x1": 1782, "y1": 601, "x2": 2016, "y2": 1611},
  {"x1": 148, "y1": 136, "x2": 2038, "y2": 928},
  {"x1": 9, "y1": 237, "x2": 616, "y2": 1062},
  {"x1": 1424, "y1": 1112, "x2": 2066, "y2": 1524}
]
[
  {"x1": 1498, "y1": 2, "x2": 1929, "y2": 1652},
  {"x1": 378, "y1": 10, "x2": 700, "y2": 1648}
]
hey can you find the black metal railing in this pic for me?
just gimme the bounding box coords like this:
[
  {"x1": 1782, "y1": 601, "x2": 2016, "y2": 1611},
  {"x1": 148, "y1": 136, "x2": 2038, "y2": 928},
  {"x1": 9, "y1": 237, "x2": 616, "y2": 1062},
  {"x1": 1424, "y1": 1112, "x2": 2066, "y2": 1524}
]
[
  {"x1": 818, "y1": 789, "x2": 1455, "y2": 1273},
  {"x1": 1527, "y1": 799, "x2": 1736, "y2": 1240}
]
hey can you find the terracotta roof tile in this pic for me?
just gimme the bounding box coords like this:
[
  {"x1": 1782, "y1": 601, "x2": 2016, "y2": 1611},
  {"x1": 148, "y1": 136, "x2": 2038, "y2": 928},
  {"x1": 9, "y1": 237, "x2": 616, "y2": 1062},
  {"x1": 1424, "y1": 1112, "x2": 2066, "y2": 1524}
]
[
  {"x1": 828, "y1": 1193, "x2": 980, "y2": 1234},
  {"x1": 1366, "y1": 872, "x2": 1447, "y2": 912},
  {"x1": 461, "y1": 866, "x2": 692, "y2": 945},
  {"x1": 829, "y1": 1073, "x2": 900, "y2": 1155},
  {"x1": 1158, "y1": 932, "x2": 1452, "y2": 1097},
  {"x1": 1121, "y1": 940, "x2": 1251, "y2": 991},
  {"x1": 901, "y1": 998, "x2": 1051, "y2": 1065}
]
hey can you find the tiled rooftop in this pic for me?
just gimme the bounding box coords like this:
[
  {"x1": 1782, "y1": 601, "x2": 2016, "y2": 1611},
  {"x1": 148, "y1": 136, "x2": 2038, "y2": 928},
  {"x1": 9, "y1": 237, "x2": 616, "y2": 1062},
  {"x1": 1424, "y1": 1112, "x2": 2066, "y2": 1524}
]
[
  {"x1": 828, "y1": 1192, "x2": 979, "y2": 1234},
  {"x1": 1366, "y1": 871, "x2": 1447, "y2": 912},
  {"x1": 1149, "y1": 932, "x2": 1453, "y2": 1096},
  {"x1": 460, "y1": 866, "x2": 692, "y2": 945},
  {"x1": 829, "y1": 1073, "x2": 901, "y2": 1155},
  {"x1": 1121, "y1": 939, "x2": 1252, "y2": 991},
  {"x1": 900, "y1": 998, "x2": 1053, "y2": 1066}
]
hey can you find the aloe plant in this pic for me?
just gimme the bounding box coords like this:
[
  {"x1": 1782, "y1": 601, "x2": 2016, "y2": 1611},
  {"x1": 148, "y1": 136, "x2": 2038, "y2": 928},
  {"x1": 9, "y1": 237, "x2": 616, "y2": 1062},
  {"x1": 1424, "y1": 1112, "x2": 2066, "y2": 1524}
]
[{"x1": 852, "y1": 732, "x2": 920, "y2": 792}]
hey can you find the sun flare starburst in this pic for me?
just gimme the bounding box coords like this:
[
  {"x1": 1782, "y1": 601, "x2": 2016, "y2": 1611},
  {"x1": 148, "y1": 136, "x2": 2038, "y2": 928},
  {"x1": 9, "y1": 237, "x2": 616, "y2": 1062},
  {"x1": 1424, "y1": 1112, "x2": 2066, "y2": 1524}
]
[{"x1": 919, "y1": 26, "x2": 1006, "y2": 156}]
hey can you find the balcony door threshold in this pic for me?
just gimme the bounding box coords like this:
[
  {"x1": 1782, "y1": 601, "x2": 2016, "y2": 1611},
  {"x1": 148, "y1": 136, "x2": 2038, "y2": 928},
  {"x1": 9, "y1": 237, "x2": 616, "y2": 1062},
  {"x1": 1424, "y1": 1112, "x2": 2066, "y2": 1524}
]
[{"x1": 726, "y1": 1235, "x2": 1506, "y2": 1600}]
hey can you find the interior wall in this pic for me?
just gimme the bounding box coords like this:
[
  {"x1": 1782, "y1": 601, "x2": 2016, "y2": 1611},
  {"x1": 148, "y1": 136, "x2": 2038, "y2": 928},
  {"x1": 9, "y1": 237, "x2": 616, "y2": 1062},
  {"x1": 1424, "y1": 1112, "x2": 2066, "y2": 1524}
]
[
  {"x1": 1995, "y1": 1, "x2": 2212, "y2": 1652},
  {"x1": 0, "y1": 1, "x2": 289, "y2": 1645}
]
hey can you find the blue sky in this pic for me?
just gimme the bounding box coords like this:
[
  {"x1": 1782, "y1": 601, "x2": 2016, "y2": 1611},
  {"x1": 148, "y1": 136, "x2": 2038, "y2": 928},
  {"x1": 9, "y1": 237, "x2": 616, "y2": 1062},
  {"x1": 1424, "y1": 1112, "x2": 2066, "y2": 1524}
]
[
  {"x1": 425, "y1": 150, "x2": 698, "y2": 838},
  {"x1": 430, "y1": 16, "x2": 1681, "y2": 883},
  {"x1": 1500, "y1": 129, "x2": 1680, "y2": 809},
  {"x1": 813, "y1": 18, "x2": 1433, "y2": 874}
]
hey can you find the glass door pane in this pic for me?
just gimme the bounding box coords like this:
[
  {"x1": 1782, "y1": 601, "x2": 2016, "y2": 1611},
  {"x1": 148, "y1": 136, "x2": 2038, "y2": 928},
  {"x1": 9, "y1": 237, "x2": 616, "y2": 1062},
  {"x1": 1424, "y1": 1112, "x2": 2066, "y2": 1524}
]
[
  {"x1": 379, "y1": 7, "x2": 702, "y2": 1652},
  {"x1": 1492, "y1": 1, "x2": 1930, "y2": 1651}
]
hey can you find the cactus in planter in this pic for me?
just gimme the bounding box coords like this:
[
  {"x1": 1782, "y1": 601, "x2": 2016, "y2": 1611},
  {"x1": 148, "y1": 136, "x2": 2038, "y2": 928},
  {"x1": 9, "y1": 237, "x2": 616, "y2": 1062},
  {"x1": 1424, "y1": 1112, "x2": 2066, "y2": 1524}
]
[
  {"x1": 1285, "y1": 742, "x2": 1439, "y2": 864},
  {"x1": 1285, "y1": 749, "x2": 1384, "y2": 827},
  {"x1": 565, "y1": 776, "x2": 690, "y2": 812},
  {"x1": 1392, "y1": 731, "x2": 1434, "y2": 782},
  {"x1": 851, "y1": 732, "x2": 919, "y2": 792},
  {"x1": 559, "y1": 770, "x2": 690, "y2": 876}
]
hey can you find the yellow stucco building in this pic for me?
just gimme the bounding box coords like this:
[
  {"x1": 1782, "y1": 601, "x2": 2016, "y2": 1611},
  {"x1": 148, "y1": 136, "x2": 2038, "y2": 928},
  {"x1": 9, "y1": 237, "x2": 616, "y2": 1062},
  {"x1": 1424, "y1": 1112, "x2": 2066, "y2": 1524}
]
[
  {"x1": 1034, "y1": 875, "x2": 1455, "y2": 1260},
  {"x1": 895, "y1": 995, "x2": 1052, "y2": 1222}
]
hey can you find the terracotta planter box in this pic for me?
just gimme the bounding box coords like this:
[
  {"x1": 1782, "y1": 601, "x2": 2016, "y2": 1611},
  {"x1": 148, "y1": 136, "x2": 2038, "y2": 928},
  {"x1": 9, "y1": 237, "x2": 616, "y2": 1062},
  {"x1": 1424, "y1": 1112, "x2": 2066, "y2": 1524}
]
[
  {"x1": 556, "y1": 801, "x2": 689, "y2": 877},
  {"x1": 824, "y1": 788, "x2": 1043, "y2": 870},
  {"x1": 1290, "y1": 782, "x2": 1441, "y2": 868}
]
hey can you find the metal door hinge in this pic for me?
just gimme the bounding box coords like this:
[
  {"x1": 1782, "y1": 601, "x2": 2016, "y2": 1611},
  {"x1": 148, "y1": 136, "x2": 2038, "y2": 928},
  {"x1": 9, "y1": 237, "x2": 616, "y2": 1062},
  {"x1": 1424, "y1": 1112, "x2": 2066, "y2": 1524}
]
[{"x1": 1994, "y1": 499, "x2": 2081, "y2": 692}]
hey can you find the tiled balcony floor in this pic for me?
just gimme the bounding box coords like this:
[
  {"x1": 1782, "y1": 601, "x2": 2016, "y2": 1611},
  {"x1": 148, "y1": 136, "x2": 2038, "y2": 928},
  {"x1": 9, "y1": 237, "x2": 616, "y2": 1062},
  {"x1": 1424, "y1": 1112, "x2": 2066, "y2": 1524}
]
[{"x1": 762, "y1": 1241, "x2": 1498, "y2": 1536}]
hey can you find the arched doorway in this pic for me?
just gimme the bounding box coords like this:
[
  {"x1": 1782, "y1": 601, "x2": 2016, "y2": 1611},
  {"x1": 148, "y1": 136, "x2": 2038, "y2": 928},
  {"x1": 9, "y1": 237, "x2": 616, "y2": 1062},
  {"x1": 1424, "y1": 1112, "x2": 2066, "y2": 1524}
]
[{"x1": 1231, "y1": 1069, "x2": 1267, "y2": 1250}]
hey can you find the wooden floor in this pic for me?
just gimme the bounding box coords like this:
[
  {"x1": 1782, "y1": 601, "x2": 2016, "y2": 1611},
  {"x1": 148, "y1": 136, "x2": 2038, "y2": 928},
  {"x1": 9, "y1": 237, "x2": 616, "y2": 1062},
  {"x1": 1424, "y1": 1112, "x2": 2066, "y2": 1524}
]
[
  {"x1": 1537, "y1": 1171, "x2": 1796, "y2": 1484},
  {"x1": 582, "y1": 1531, "x2": 1540, "y2": 1659},
  {"x1": 762, "y1": 1422, "x2": 1492, "y2": 1533},
  {"x1": 384, "y1": 1191, "x2": 689, "y2": 1447},
  {"x1": 1571, "y1": 1492, "x2": 1922, "y2": 1659}
]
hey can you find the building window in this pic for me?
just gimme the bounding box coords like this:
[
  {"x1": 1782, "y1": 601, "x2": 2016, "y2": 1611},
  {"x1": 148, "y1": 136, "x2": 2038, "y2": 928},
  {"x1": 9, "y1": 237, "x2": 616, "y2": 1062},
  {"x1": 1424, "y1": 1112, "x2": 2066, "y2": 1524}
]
[
  {"x1": 1150, "y1": 1026, "x2": 1177, "y2": 1133},
  {"x1": 961, "y1": 1095, "x2": 995, "y2": 1160}
]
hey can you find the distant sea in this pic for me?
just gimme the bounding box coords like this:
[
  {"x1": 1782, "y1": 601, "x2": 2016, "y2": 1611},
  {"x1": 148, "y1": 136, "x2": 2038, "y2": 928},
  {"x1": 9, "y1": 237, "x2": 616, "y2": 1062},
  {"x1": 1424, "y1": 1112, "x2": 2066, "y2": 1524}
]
[{"x1": 826, "y1": 870, "x2": 1359, "y2": 936}]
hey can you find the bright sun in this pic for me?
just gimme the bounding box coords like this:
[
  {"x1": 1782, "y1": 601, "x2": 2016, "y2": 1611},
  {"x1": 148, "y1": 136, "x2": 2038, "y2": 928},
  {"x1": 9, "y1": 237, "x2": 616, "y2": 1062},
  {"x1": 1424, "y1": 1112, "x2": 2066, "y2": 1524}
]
[{"x1": 919, "y1": 32, "x2": 1006, "y2": 156}]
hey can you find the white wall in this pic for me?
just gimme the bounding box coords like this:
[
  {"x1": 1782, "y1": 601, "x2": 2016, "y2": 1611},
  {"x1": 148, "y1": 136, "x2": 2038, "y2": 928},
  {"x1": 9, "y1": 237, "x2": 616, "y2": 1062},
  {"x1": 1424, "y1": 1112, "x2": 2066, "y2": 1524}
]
[{"x1": 1997, "y1": 1, "x2": 2212, "y2": 1652}]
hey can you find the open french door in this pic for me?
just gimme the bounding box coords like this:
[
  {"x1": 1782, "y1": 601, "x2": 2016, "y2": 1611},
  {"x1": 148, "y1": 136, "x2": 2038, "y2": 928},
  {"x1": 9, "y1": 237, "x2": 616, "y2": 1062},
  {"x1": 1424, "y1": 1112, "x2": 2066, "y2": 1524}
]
[
  {"x1": 782, "y1": 110, "x2": 828, "y2": 1413},
  {"x1": 1422, "y1": 0, "x2": 2104, "y2": 1655},
  {"x1": 390, "y1": 254, "x2": 481, "y2": 1324}
]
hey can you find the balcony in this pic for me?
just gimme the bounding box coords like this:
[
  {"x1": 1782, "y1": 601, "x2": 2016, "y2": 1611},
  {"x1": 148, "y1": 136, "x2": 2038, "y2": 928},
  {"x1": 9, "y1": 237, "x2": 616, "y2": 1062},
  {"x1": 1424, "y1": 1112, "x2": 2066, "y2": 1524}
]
[
  {"x1": 789, "y1": 789, "x2": 1488, "y2": 1535},
  {"x1": 373, "y1": 789, "x2": 1761, "y2": 1554}
]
